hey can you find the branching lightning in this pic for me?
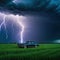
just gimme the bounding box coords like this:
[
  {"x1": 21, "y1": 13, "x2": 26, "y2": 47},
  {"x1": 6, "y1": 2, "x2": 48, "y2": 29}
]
[
  {"x1": 0, "y1": 13, "x2": 25, "y2": 43},
  {"x1": 0, "y1": 15, "x2": 8, "y2": 39},
  {"x1": 16, "y1": 15, "x2": 24, "y2": 43}
]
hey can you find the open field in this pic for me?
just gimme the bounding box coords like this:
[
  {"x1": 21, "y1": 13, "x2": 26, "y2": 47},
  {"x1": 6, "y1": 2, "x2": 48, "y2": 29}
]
[{"x1": 0, "y1": 44, "x2": 60, "y2": 60}]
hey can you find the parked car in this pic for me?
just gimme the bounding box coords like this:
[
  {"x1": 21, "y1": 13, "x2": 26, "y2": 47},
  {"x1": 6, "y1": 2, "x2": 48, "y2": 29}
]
[{"x1": 17, "y1": 41, "x2": 39, "y2": 48}]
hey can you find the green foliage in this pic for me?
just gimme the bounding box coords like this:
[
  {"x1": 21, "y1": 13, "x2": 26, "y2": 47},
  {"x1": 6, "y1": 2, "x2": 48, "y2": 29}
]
[{"x1": 0, "y1": 44, "x2": 60, "y2": 60}]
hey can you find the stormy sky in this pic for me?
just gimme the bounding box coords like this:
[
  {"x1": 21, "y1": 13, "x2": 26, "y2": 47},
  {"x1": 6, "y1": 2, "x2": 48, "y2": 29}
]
[{"x1": 0, "y1": 0, "x2": 60, "y2": 43}]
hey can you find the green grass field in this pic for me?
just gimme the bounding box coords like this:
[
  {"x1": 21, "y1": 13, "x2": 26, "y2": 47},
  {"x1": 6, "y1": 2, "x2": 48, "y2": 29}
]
[{"x1": 0, "y1": 44, "x2": 60, "y2": 60}]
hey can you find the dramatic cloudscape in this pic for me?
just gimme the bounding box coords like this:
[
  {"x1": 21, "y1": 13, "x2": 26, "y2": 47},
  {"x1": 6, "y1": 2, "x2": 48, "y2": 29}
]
[{"x1": 0, "y1": 0, "x2": 60, "y2": 43}]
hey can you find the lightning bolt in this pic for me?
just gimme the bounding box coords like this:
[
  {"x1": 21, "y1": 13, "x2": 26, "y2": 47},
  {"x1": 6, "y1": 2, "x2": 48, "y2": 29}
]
[
  {"x1": 20, "y1": 23, "x2": 24, "y2": 43},
  {"x1": 16, "y1": 15, "x2": 24, "y2": 43},
  {"x1": 0, "y1": 13, "x2": 25, "y2": 43},
  {"x1": 0, "y1": 15, "x2": 8, "y2": 39}
]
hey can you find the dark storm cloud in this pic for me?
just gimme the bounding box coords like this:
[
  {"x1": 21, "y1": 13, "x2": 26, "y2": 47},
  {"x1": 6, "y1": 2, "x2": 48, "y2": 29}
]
[
  {"x1": 0, "y1": 0, "x2": 60, "y2": 43},
  {"x1": 0, "y1": 0, "x2": 60, "y2": 14}
]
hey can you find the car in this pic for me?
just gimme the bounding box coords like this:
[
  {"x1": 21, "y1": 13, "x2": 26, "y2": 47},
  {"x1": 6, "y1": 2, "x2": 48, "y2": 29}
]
[
  {"x1": 17, "y1": 43, "x2": 25, "y2": 48},
  {"x1": 17, "y1": 41, "x2": 39, "y2": 48}
]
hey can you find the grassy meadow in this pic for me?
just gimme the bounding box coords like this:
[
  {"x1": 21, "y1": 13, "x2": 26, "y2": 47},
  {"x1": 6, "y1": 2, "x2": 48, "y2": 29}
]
[{"x1": 0, "y1": 44, "x2": 60, "y2": 60}]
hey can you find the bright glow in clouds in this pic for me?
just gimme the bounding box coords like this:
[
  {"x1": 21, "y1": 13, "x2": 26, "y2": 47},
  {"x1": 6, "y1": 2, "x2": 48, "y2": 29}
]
[
  {"x1": 54, "y1": 40, "x2": 60, "y2": 43},
  {"x1": 12, "y1": 0, "x2": 33, "y2": 5},
  {"x1": 0, "y1": 12, "x2": 25, "y2": 43}
]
